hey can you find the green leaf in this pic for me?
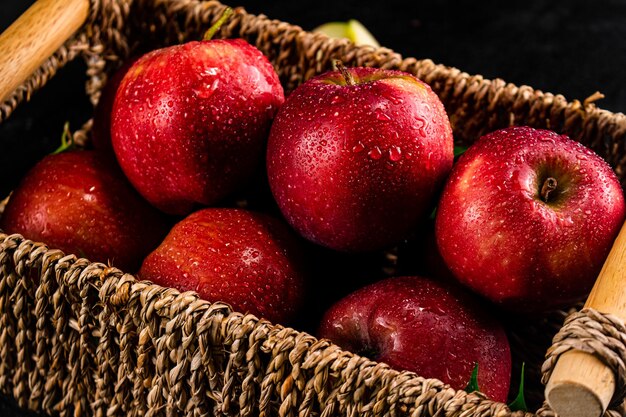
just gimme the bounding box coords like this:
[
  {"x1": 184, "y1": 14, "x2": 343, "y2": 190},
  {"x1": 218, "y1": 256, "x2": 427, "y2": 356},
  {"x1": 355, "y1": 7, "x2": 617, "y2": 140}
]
[
  {"x1": 508, "y1": 363, "x2": 528, "y2": 412},
  {"x1": 454, "y1": 145, "x2": 468, "y2": 157},
  {"x1": 465, "y1": 363, "x2": 480, "y2": 394},
  {"x1": 429, "y1": 206, "x2": 437, "y2": 220},
  {"x1": 51, "y1": 122, "x2": 74, "y2": 155}
]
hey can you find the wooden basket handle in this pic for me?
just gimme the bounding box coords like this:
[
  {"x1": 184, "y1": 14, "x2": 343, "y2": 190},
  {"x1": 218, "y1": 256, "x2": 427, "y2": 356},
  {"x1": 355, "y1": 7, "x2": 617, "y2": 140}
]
[
  {"x1": 0, "y1": 0, "x2": 90, "y2": 103},
  {"x1": 546, "y1": 221, "x2": 626, "y2": 417}
]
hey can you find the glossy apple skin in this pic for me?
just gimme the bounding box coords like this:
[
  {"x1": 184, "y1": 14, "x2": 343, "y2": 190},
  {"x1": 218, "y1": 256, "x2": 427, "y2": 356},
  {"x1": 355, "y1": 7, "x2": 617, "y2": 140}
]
[
  {"x1": 139, "y1": 208, "x2": 306, "y2": 325},
  {"x1": 318, "y1": 276, "x2": 511, "y2": 402},
  {"x1": 0, "y1": 151, "x2": 169, "y2": 272},
  {"x1": 267, "y1": 67, "x2": 453, "y2": 252},
  {"x1": 436, "y1": 126, "x2": 626, "y2": 311},
  {"x1": 91, "y1": 58, "x2": 138, "y2": 155},
  {"x1": 112, "y1": 39, "x2": 285, "y2": 215}
]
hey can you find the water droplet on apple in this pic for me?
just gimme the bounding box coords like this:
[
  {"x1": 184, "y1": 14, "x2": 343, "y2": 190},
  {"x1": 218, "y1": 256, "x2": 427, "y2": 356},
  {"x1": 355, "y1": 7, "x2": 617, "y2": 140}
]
[
  {"x1": 411, "y1": 118, "x2": 426, "y2": 137},
  {"x1": 82, "y1": 193, "x2": 96, "y2": 203},
  {"x1": 331, "y1": 95, "x2": 344, "y2": 104},
  {"x1": 426, "y1": 151, "x2": 433, "y2": 169},
  {"x1": 375, "y1": 109, "x2": 391, "y2": 121},
  {"x1": 539, "y1": 136, "x2": 556, "y2": 144},
  {"x1": 368, "y1": 146, "x2": 383, "y2": 160},
  {"x1": 352, "y1": 142, "x2": 365, "y2": 153},
  {"x1": 389, "y1": 146, "x2": 402, "y2": 161},
  {"x1": 385, "y1": 93, "x2": 404, "y2": 105}
]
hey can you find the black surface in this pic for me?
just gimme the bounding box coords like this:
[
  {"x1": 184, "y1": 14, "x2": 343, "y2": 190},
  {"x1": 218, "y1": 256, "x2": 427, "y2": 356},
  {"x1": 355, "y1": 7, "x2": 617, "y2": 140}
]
[{"x1": 0, "y1": 1, "x2": 625, "y2": 415}]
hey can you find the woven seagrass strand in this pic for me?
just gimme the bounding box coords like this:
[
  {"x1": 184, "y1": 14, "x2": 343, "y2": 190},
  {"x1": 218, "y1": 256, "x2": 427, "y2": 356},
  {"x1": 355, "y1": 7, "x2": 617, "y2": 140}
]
[
  {"x1": 0, "y1": 1, "x2": 625, "y2": 416},
  {"x1": 0, "y1": 231, "x2": 540, "y2": 417}
]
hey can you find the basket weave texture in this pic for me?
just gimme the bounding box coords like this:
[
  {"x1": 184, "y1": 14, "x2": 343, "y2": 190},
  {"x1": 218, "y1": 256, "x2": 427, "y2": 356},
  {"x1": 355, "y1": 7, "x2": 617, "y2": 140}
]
[{"x1": 1, "y1": 1, "x2": 626, "y2": 416}]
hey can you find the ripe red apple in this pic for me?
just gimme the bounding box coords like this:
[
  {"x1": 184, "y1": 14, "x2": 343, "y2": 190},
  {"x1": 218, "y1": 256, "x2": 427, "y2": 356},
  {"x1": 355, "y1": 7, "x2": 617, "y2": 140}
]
[
  {"x1": 318, "y1": 276, "x2": 511, "y2": 402},
  {"x1": 91, "y1": 58, "x2": 138, "y2": 155},
  {"x1": 139, "y1": 208, "x2": 307, "y2": 325},
  {"x1": 266, "y1": 64, "x2": 453, "y2": 252},
  {"x1": 436, "y1": 126, "x2": 626, "y2": 311},
  {"x1": 0, "y1": 151, "x2": 169, "y2": 272},
  {"x1": 111, "y1": 37, "x2": 284, "y2": 215}
]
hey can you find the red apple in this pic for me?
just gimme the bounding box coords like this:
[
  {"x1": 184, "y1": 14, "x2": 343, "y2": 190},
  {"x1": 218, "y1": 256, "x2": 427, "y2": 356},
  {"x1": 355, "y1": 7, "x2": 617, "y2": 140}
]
[
  {"x1": 0, "y1": 151, "x2": 169, "y2": 272},
  {"x1": 111, "y1": 38, "x2": 284, "y2": 215},
  {"x1": 318, "y1": 276, "x2": 511, "y2": 402},
  {"x1": 436, "y1": 126, "x2": 626, "y2": 311},
  {"x1": 91, "y1": 58, "x2": 138, "y2": 155},
  {"x1": 266, "y1": 64, "x2": 453, "y2": 252},
  {"x1": 139, "y1": 208, "x2": 307, "y2": 325}
]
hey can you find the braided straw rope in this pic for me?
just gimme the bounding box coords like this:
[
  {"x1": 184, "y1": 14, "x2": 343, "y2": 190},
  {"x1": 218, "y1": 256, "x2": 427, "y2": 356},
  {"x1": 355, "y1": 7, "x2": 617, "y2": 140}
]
[
  {"x1": 1, "y1": 1, "x2": 626, "y2": 416},
  {"x1": 542, "y1": 309, "x2": 626, "y2": 417}
]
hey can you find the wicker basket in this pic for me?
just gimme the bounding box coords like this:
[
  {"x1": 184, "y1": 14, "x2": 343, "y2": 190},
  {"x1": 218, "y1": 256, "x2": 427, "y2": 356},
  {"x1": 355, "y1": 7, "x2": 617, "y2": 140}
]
[{"x1": 1, "y1": 1, "x2": 626, "y2": 416}]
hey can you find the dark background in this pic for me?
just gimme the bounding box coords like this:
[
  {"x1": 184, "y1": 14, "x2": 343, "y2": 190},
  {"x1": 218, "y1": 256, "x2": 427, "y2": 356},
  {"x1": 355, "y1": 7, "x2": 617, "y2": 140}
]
[{"x1": 1, "y1": 0, "x2": 625, "y2": 415}]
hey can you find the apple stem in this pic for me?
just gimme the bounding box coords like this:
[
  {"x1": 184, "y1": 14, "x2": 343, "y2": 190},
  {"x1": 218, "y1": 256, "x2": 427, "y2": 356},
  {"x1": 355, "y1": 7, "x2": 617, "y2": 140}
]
[
  {"x1": 541, "y1": 177, "x2": 558, "y2": 203},
  {"x1": 332, "y1": 59, "x2": 356, "y2": 86},
  {"x1": 203, "y1": 7, "x2": 234, "y2": 41},
  {"x1": 51, "y1": 121, "x2": 74, "y2": 155}
]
